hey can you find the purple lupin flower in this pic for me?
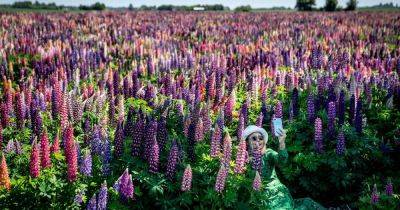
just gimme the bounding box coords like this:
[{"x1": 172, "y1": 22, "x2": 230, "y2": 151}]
[
  {"x1": 237, "y1": 114, "x2": 244, "y2": 140},
  {"x1": 80, "y1": 150, "x2": 92, "y2": 176},
  {"x1": 144, "y1": 119, "x2": 157, "y2": 161},
  {"x1": 234, "y1": 139, "x2": 247, "y2": 174},
  {"x1": 328, "y1": 101, "x2": 336, "y2": 136},
  {"x1": 113, "y1": 121, "x2": 124, "y2": 159},
  {"x1": 274, "y1": 101, "x2": 283, "y2": 119},
  {"x1": 371, "y1": 184, "x2": 379, "y2": 204},
  {"x1": 337, "y1": 90, "x2": 345, "y2": 125},
  {"x1": 241, "y1": 101, "x2": 248, "y2": 126},
  {"x1": 97, "y1": 181, "x2": 108, "y2": 210},
  {"x1": 292, "y1": 88, "x2": 299, "y2": 117},
  {"x1": 156, "y1": 116, "x2": 167, "y2": 152},
  {"x1": 166, "y1": 140, "x2": 179, "y2": 181},
  {"x1": 131, "y1": 113, "x2": 144, "y2": 157},
  {"x1": 15, "y1": 92, "x2": 26, "y2": 129},
  {"x1": 336, "y1": 131, "x2": 345, "y2": 155},
  {"x1": 256, "y1": 112, "x2": 263, "y2": 127},
  {"x1": 118, "y1": 169, "x2": 134, "y2": 201},
  {"x1": 349, "y1": 94, "x2": 355, "y2": 125},
  {"x1": 148, "y1": 139, "x2": 159, "y2": 173},
  {"x1": 202, "y1": 108, "x2": 212, "y2": 134},
  {"x1": 14, "y1": 140, "x2": 22, "y2": 155},
  {"x1": 210, "y1": 124, "x2": 222, "y2": 158},
  {"x1": 4, "y1": 140, "x2": 15, "y2": 154},
  {"x1": 355, "y1": 99, "x2": 363, "y2": 134},
  {"x1": 74, "y1": 191, "x2": 84, "y2": 206},
  {"x1": 314, "y1": 118, "x2": 323, "y2": 153},
  {"x1": 252, "y1": 171, "x2": 262, "y2": 191},
  {"x1": 101, "y1": 137, "x2": 112, "y2": 176},
  {"x1": 224, "y1": 92, "x2": 235, "y2": 124},
  {"x1": 181, "y1": 165, "x2": 192, "y2": 192},
  {"x1": 251, "y1": 148, "x2": 262, "y2": 173},
  {"x1": 307, "y1": 94, "x2": 315, "y2": 123},
  {"x1": 215, "y1": 164, "x2": 228, "y2": 193},
  {"x1": 385, "y1": 179, "x2": 393, "y2": 196},
  {"x1": 91, "y1": 126, "x2": 102, "y2": 155},
  {"x1": 87, "y1": 194, "x2": 97, "y2": 210}
]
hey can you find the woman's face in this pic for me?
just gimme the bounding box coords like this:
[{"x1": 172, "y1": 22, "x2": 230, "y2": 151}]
[{"x1": 248, "y1": 132, "x2": 265, "y2": 153}]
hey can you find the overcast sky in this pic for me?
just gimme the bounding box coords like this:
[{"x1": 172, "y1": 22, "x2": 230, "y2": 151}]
[{"x1": 3, "y1": 0, "x2": 400, "y2": 8}]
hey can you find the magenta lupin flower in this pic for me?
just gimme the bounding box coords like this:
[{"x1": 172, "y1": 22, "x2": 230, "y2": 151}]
[
  {"x1": 51, "y1": 133, "x2": 60, "y2": 154},
  {"x1": 234, "y1": 139, "x2": 247, "y2": 174},
  {"x1": 314, "y1": 118, "x2": 323, "y2": 153},
  {"x1": 30, "y1": 141, "x2": 41, "y2": 178},
  {"x1": 40, "y1": 130, "x2": 51, "y2": 168},
  {"x1": 0, "y1": 125, "x2": 3, "y2": 151},
  {"x1": 64, "y1": 125, "x2": 78, "y2": 182},
  {"x1": 181, "y1": 165, "x2": 192, "y2": 192},
  {"x1": 371, "y1": 184, "x2": 379, "y2": 204},
  {"x1": 215, "y1": 164, "x2": 228, "y2": 193},
  {"x1": 252, "y1": 171, "x2": 262, "y2": 191},
  {"x1": 210, "y1": 124, "x2": 222, "y2": 158}
]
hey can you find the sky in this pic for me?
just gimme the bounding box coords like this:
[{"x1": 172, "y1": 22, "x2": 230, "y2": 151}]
[{"x1": 2, "y1": 0, "x2": 400, "y2": 9}]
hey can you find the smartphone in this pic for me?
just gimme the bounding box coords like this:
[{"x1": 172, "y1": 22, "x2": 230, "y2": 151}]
[{"x1": 272, "y1": 118, "x2": 283, "y2": 137}]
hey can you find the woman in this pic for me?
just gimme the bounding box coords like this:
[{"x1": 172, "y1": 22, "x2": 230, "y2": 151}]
[{"x1": 243, "y1": 125, "x2": 325, "y2": 210}]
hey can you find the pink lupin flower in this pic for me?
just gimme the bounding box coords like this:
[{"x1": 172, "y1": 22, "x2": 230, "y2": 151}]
[
  {"x1": 215, "y1": 164, "x2": 228, "y2": 193},
  {"x1": 51, "y1": 133, "x2": 60, "y2": 154},
  {"x1": 221, "y1": 132, "x2": 232, "y2": 167},
  {"x1": 181, "y1": 165, "x2": 192, "y2": 192},
  {"x1": 252, "y1": 171, "x2": 262, "y2": 191},
  {"x1": 210, "y1": 124, "x2": 222, "y2": 158},
  {"x1": 234, "y1": 139, "x2": 247, "y2": 174},
  {"x1": 30, "y1": 141, "x2": 41, "y2": 178}
]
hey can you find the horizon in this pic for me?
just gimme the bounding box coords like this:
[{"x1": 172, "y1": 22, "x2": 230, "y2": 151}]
[{"x1": 2, "y1": 0, "x2": 400, "y2": 9}]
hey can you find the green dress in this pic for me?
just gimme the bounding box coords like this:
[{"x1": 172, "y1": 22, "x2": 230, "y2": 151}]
[{"x1": 259, "y1": 148, "x2": 325, "y2": 210}]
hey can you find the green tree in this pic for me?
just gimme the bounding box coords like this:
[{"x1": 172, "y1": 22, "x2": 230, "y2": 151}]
[
  {"x1": 346, "y1": 0, "x2": 357, "y2": 11},
  {"x1": 325, "y1": 0, "x2": 338, "y2": 11},
  {"x1": 296, "y1": 0, "x2": 316, "y2": 11},
  {"x1": 234, "y1": 5, "x2": 252, "y2": 12}
]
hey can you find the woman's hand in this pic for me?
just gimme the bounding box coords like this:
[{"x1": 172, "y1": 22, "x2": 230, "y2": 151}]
[{"x1": 276, "y1": 128, "x2": 286, "y2": 150}]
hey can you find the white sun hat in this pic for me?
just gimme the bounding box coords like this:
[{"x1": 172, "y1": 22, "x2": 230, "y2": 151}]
[{"x1": 242, "y1": 125, "x2": 268, "y2": 144}]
